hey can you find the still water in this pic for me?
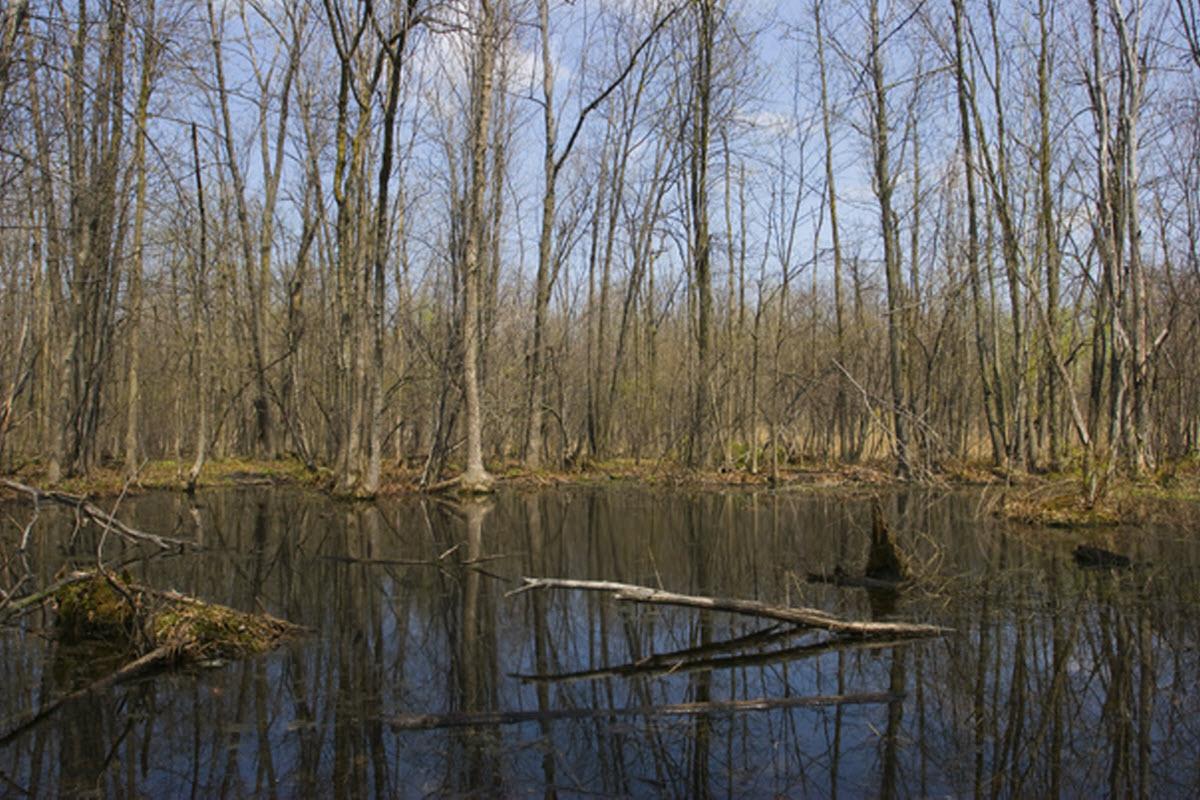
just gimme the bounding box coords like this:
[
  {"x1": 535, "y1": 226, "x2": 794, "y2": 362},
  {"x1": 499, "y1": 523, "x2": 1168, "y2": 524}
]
[{"x1": 1, "y1": 486, "x2": 1198, "y2": 798}]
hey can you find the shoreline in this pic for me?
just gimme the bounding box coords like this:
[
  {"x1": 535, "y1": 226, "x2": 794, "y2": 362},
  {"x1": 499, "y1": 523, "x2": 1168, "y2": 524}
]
[{"x1": 3, "y1": 455, "x2": 1199, "y2": 529}]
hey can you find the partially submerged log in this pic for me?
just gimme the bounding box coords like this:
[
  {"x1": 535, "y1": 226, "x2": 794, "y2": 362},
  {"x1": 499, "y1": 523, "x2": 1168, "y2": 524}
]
[
  {"x1": 389, "y1": 691, "x2": 901, "y2": 731},
  {"x1": 510, "y1": 577, "x2": 949, "y2": 637},
  {"x1": 1072, "y1": 544, "x2": 1132, "y2": 569},
  {"x1": 513, "y1": 632, "x2": 910, "y2": 686},
  {"x1": 0, "y1": 644, "x2": 176, "y2": 747}
]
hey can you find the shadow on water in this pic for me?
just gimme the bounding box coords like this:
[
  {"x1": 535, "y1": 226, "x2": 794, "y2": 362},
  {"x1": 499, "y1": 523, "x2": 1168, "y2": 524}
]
[{"x1": 1, "y1": 486, "x2": 1199, "y2": 797}]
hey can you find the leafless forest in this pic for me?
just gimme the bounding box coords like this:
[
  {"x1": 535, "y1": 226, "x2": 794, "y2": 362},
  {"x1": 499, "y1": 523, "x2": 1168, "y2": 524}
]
[{"x1": 0, "y1": 0, "x2": 1198, "y2": 495}]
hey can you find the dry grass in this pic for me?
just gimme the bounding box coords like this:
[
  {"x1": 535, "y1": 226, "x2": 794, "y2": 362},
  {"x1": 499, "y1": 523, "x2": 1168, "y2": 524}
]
[{"x1": 3, "y1": 457, "x2": 325, "y2": 498}]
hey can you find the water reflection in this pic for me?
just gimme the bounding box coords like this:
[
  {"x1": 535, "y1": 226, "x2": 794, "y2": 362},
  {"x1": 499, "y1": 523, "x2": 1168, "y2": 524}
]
[{"x1": 0, "y1": 487, "x2": 1198, "y2": 797}]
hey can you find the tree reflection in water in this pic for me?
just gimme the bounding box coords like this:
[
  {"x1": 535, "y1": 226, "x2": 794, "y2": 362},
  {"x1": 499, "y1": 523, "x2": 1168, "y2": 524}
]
[{"x1": 1, "y1": 486, "x2": 1198, "y2": 797}]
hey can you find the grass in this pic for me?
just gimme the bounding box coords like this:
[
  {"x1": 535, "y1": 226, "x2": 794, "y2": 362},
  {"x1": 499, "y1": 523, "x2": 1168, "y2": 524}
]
[
  {"x1": 995, "y1": 458, "x2": 1200, "y2": 528},
  {"x1": 5, "y1": 456, "x2": 327, "y2": 497}
]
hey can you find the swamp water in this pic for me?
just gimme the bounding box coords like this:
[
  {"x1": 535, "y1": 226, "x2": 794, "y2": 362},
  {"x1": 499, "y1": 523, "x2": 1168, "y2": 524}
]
[{"x1": 1, "y1": 486, "x2": 1199, "y2": 798}]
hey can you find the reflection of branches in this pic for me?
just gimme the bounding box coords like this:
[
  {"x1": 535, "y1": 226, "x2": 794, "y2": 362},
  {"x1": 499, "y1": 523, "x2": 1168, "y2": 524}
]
[
  {"x1": 0, "y1": 500, "x2": 38, "y2": 614},
  {"x1": 514, "y1": 629, "x2": 910, "y2": 686}
]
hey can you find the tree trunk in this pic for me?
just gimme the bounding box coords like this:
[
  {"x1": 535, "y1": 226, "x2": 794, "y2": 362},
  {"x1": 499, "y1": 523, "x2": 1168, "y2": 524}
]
[
  {"x1": 869, "y1": 0, "x2": 911, "y2": 478},
  {"x1": 124, "y1": 1, "x2": 159, "y2": 479},
  {"x1": 688, "y1": 0, "x2": 715, "y2": 470},
  {"x1": 458, "y1": 0, "x2": 498, "y2": 492}
]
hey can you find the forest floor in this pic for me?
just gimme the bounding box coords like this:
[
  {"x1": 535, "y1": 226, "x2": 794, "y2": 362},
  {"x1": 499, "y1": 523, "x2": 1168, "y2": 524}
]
[{"x1": 3, "y1": 454, "x2": 1199, "y2": 529}]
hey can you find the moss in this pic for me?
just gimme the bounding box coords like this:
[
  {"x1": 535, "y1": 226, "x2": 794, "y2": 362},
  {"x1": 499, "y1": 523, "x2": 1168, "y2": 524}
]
[
  {"x1": 55, "y1": 575, "x2": 138, "y2": 644},
  {"x1": 54, "y1": 573, "x2": 300, "y2": 664},
  {"x1": 5, "y1": 457, "x2": 326, "y2": 498},
  {"x1": 151, "y1": 599, "x2": 293, "y2": 660}
]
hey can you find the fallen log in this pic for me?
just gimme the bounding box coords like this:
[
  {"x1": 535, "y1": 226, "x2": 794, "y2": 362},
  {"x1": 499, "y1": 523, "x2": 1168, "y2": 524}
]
[
  {"x1": 389, "y1": 691, "x2": 901, "y2": 731},
  {"x1": 0, "y1": 571, "x2": 95, "y2": 623},
  {"x1": 510, "y1": 577, "x2": 950, "y2": 637},
  {"x1": 1, "y1": 479, "x2": 196, "y2": 551}
]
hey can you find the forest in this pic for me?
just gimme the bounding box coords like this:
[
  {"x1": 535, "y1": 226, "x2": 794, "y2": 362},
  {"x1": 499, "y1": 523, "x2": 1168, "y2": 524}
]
[
  {"x1": 0, "y1": 0, "x2": 1198, "y2": 499},
  {"x1": 4, "y1": 3, "x2": 1200, "y2": 795}
]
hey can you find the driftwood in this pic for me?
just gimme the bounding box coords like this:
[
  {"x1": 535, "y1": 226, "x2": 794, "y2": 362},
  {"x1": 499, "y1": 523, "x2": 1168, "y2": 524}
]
[
  {"x1": 510, "y1": 577, "x2": 950, "y2": 637},
  {"x1": 1, "y1": 479, "x2": 196, "y2": 551},
  {"x1": 389, "y1": 691, "x2": 901, "y2": 731}
]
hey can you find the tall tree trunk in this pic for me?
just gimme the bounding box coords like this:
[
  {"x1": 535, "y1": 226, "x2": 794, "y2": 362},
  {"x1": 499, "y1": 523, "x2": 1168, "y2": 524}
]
[
  {"x1": 687, "y1": 0, "x2": 714, "y2": 470},
  {"x1": 458, "y1": 0, "x2": 498, "y2": 492},
  {"x1": 525, "y1": 0, "x2": 557, "y2": 470},
  {"x1": 363, "y1": 0, "x2": 419, "y2": 496},
  {"x1": 124, "y1": 1, "x2": 159, "y2": 479},
  {"x1": 953, "y1": 0, "x2": 1004, "y2": 469},
  {"x1": 869, "y1": 0, "x2": 911, "y2": 478},
  {"x1": 187, "y1": 124, "x2": 210, "y2": 491},
  {"x1": 1037, "y1": 0, "x2": 1063, "y2": 470}
]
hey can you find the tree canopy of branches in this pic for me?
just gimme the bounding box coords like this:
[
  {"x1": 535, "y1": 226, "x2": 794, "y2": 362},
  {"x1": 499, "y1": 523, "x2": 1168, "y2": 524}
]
[{"x1": 0, "y1": 0, "x2": 1198, "y2": 496}]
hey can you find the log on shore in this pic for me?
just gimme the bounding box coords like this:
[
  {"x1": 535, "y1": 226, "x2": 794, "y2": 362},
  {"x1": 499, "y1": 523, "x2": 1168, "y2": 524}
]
[{"x1": 510, "y1": 577, "x2": 950, "y2": 637}]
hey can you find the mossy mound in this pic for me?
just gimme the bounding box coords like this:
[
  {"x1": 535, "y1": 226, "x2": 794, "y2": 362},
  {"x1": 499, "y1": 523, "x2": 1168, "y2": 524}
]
[
  {"x1": 54, "y1": 572, "x2": 300, "y2": 663},
  {"x1": 55, "y1": 574, "x2": 139, "y2": 644},
  {"x1": 151, "y1": 596, "x2": 296, "y2": 660}
]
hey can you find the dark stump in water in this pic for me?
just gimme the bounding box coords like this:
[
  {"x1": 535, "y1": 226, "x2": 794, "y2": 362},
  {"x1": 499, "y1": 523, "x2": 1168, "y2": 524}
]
[{"x1": 1072, "y1": 544, "x2": 1131, "y2": 569}]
